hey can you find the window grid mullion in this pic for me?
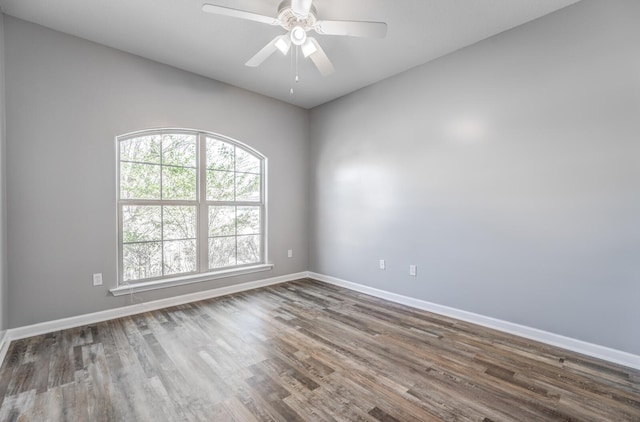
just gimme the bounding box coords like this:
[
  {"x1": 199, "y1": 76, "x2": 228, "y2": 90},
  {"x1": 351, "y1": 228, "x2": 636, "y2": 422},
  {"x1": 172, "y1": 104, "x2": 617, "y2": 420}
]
[
  {"x1": 198, "y1": 133, "x2": 209, "y2": 273},
  {"x1": 233, "y1": 148, "x2": 238, "y2": 267},
  {"x1": 159, "y1": 136, "x2": 165, "y2": 277},
  {"x1": 119, "y1": 200, "x2": 198, "y2": 206},
  {"x1": 118, "y1": 203, "x2": 124, "y2": 283},
  {"x1": 234, "y1": 205, "x2": 238, "y2": 266},
  {"x1": 160, "y1": 205, "x2": 165, "y2": 276},
  {"x1": 205, "y1": 201, "x2": 261, "y2": 206}
]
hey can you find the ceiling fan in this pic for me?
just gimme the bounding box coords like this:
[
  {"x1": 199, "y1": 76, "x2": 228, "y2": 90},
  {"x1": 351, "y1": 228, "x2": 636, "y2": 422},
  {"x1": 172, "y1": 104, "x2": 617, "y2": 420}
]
[{"x1": 202, "y1": 0, "x2": 387, "y2": 76}]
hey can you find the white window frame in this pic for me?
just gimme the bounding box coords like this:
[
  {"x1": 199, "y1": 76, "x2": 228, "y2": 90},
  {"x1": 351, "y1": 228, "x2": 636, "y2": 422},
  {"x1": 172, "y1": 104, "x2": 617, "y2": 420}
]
[{"x1": 111, "y1": 128, "x2": 271, "y2": 296}]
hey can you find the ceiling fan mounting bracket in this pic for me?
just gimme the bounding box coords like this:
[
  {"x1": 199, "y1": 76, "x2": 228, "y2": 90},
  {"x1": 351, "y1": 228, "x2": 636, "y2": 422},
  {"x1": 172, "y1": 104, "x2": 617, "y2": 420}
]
[{"x1": 277, "y1": 0, "x2": 317, "y2": 31}]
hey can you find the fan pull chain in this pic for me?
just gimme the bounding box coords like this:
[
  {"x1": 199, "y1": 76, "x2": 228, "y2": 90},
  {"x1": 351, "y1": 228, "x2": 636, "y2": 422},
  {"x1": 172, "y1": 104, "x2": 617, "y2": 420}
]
[
  {"x1": 290, "y1": 45, "x2": 301, "y2": 95},
  {"x1": 290, "y1": 44, "x2": 294, "y2": 95},
  {"x1": 295, "y1": 46, "x2": 300, "y2": 83}
]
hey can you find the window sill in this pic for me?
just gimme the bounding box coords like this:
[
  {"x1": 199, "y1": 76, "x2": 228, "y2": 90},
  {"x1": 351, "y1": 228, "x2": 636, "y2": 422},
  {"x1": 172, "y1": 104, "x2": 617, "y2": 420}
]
[{"x1": 110, "y1": 264, "x2": 274, "y2": 296}]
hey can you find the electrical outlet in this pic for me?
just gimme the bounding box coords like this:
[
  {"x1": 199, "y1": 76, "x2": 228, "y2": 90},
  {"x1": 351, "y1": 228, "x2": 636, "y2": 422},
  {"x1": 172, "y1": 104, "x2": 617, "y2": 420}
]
[
  {"x1": 287, "y1": 249, "x2": 293, "y2": 258},
  {"x1": 379, "y1": 259, "x2": 386, "y2": 270},
  {"x1": 92, "y1": 273, "x2": 103, "y2": 286},
  {"x1": 409, "y1": 265, "x2": 417, "y2": 277}
]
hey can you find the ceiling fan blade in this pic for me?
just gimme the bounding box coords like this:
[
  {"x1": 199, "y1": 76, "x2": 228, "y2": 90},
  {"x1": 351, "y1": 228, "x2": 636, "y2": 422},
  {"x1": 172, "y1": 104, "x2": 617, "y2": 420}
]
[
  {"x1": 291, "y1": 0, "x2": 313, "y2": 18},
  {"x1": 245, "y1": 35, "x2": 284, "y2": 67},
  {"x1": 315, "y1": 20, "x2": 387, "y2": 38},
  {"x1": 307, "y1": 38, "x2": 334, "y2": 76},
  {"x1": 202, "y1": 4, "x2": 279, "y2": 25}
]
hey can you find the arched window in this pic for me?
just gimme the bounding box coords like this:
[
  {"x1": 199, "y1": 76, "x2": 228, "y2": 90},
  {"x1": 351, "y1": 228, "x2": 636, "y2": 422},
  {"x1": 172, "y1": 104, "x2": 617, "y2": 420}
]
[{"x1": 115, "y1": 129, "x2": 268, "y2": 292}]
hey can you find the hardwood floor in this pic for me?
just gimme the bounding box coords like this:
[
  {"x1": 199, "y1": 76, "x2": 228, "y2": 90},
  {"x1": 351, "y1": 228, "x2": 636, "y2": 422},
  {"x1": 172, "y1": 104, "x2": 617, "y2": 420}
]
[{"x1": 0, "y1": 278, "x2": 638, "y2": 421}]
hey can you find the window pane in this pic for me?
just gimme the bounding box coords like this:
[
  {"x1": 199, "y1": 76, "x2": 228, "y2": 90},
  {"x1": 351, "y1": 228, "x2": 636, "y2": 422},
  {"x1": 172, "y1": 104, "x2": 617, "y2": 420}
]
[
  {"x1": 206, "y1": 138, "x2": 234, "y2": 171},
  {"x1": 162, "y1": 134, "x2": 197, "y2": 167},
  {"x1": 236, "y1": 148, "x2": 260, "y2": 173},
  {"x1": 120, "y1": 162, "x2": 161, "y2": 199},
  {"x1": 122, "y1": 206, "x2": 161, "y2": 243},
  {"x1": 123, "y1": 241, "x2": 162, "y2": 281},
  {"x1": 209, "y1": 237, "x2": 236, "y2": 269},
  {"x1": 120, "y1": 135, "x2": 161, "y2": 164},
  {"x1": 163, "y1": 239, "x2": 197, "y2": 275},
  {"x1": 164, "y1": 206, "x2": 197, "y2": 240},
  {"x1": 237, "y1": 235, "x2": 260, "y2": 265},
  {"x1": 206, "y1": 170, "x2": 234, "y2": 201},
  {"x1": 237, "y1": 207, "x2": 260, "y2": 235},
  {"x1": 236, "y1": 173, "x2": 260, "y2": 201},
  {"x1": 208, "y1": 206, "x2": 235, "y2": 237},
  {"x1": 162, "y1": 166, "x2": 196, "y2": 200}
]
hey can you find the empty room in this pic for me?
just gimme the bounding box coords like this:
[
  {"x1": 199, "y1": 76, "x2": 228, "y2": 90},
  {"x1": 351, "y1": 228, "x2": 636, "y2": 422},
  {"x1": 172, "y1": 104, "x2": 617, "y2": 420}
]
[{"x1": 0, "y1": 0, "x2": 638, "y2": 420}]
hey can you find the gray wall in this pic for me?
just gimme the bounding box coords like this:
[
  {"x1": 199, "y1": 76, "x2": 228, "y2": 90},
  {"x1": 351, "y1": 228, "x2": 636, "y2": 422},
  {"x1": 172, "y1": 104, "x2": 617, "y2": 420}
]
[
  {"x1": 0, "y1": 13, "x2": 7, "y2": 333},
  {"x1": 4, "y1": 16, "x2": 309, "y2": 327},
  {"x1": 309, "y1": 0, "x2": 640, "y2": 355},
  {"x1": 3, "y1": 1, "x2": 639, "y2": 356}
]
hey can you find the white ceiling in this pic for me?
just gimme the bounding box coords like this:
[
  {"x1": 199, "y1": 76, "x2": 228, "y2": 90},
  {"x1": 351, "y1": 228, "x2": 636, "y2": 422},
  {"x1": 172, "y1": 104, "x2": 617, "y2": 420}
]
[{"x1": 0, "y1": 0, "x2": 581, "y2": 109}]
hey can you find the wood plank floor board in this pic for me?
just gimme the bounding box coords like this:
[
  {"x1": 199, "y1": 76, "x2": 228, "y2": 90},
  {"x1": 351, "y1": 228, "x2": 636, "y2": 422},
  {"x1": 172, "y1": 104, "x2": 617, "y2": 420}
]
[
  {"x1": 309, "y1": 374, "x2": 381, "y2": 421},
  {"x1": 1, "y1": 278, "x2": 638, "y2": 421},
  {"x1": 0, "y1": 389, "x2": 36, "y2": 422},
  {"x1": 220, "y1": 395, "x2": 260, "y2": 422}
]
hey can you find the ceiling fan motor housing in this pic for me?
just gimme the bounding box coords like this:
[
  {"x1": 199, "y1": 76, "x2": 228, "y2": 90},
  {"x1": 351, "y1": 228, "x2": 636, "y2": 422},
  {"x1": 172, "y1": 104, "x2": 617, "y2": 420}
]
[{"x1": 278, "y1": 0, "x2": 317, "y2": 31}]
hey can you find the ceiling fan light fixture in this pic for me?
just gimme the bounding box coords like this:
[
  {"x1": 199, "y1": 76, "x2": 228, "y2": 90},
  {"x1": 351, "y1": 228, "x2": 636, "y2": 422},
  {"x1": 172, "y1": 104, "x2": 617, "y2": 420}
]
[
  {"x1": 301, "y1": 39, "x2": 317, "y2": 57},
  {"x1": 275, "y1": 35, "x2": 291, "y2": 54},
  {"x1": 290, "y1": 26, "x2": 307, "y2": 46}
]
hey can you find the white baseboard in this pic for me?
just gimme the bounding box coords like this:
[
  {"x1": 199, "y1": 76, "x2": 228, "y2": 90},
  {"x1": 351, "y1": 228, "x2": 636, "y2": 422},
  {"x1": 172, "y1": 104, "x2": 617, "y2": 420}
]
[
  {"x1": 308, "y1": 272, "x2": 640, "y2": 371},
  {"x1": 0, "y1": 330, "x2": 8, "y2": 366},
  {"x1": 2, "y1": 271, "x2": 638, "y2": 372},
  {"x1": 0, "y1": 271, "x2": 308, "y2": 365}
]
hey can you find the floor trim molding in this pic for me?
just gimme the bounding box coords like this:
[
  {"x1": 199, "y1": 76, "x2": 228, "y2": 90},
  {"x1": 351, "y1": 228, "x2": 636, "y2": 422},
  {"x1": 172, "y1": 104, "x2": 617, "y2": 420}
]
[
  {"x1": 0, "y1": 330, "x2": 8, "y2": 367},
  {"x1": 0, "y1": 271, "x2": 307, "y2": 365},
  {"x1": 308, "y1": 272, "x2": 640, "y2": 371},
  {"x1": 1, "y1": 271, "x2": 638, "y2": 371}
]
